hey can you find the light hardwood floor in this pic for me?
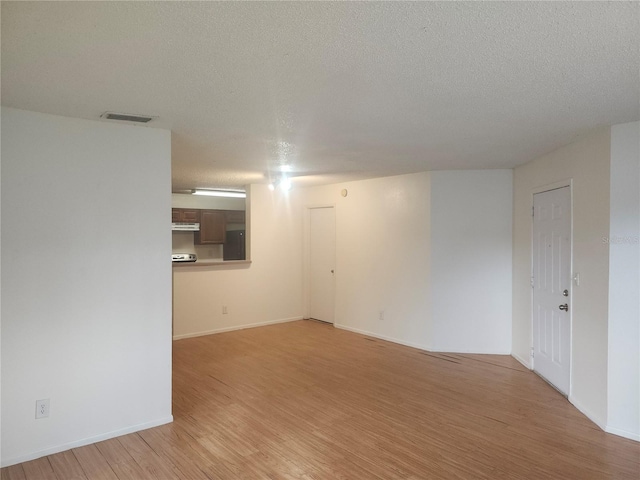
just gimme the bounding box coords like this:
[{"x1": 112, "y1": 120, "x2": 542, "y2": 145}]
[{"x1": 3, "y1": 320, "x2": 639, "y2": 479}]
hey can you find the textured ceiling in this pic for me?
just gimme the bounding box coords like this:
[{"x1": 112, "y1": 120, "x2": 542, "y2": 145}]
[{"x1": 2, "y1": 2, "x2": 639, "y2": 190}]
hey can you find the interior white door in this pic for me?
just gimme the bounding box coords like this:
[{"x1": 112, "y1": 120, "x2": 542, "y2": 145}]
[
  {"x1": 309, "y1": 207, "x2": 336, "y2": 324},
  {"x1": 532, "y1": 186, "x2": 572, "y2": 395}
]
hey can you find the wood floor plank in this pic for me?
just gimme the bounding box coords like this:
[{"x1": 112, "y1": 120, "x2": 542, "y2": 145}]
[
  {"x1": 93, "y1": 438, "x2": 150, "y2": 480},
  {"x1": 0, "y1": 465, "x2": 26, "y2": 480},
  {"x1": 3, "y1": 320, "x2": 639, "y2": 479},
  {"x1": 117, "y1": 433, "x2": 182, "y2": 480},
  {"x1": 72, "y1": 444, "x2": 119, "y2": 480},
  {"x1": 48, "y1": 451, "x2": 88, "y2": 480},
  {"x1": 21, "y1": 458, "x2": 57, "y2": 480},
  {"x1": 138, "y1": 424, "x2": 228, "y2": 480}
]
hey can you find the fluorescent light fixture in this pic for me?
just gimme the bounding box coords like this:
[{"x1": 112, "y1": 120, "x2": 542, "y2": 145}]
[{"x1": 192, "y1": 189, "x2": 246, "y2": 198}]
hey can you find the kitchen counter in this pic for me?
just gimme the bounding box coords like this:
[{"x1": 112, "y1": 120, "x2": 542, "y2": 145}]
[{"x1": 172, "y1": 259, "x2": 251, "y2": 268}]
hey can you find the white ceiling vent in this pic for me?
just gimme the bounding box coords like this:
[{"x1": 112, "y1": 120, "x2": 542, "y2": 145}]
[{"x1": 100, "y1": 112, "x2": 157, "y2": 123}]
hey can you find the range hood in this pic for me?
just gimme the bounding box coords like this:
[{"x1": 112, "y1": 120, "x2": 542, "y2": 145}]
[{"x1": 172, "y1": 222, "x2": 200, "y2": 231}]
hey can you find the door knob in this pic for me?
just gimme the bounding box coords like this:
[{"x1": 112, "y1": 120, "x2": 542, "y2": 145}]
[{"x1": 559, "y1": 304, "x2": 568, "y2": 311}]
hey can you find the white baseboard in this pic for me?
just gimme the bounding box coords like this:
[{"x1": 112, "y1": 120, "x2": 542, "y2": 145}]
[
  {"x1": 173, "y1": 316, "x2": 302, "y2": 340},
  {"x1": 334, "y1": 324, "x2": 431, "y2": 352},
  {"x1": 430, "y1": 347, "x2": 512, "y2": 355},
  {"x1": 605, "y1": 425, "x2": 640, "y2": 442},
  {"x1": 335, "y1": 324, "x2": 513, "y2": 355},
  {"x1": 568, "y1": 395, "x2": 607, "y2": 431},
  {"x1": 569, "y1": 397, "x2": 639, "y2": 443},
  {"x1": 511, "y1": 352, "x2": 532, "y2": 369},
  {"x1": 1, "y1": 416, "x2": 173, "y2": 468}
]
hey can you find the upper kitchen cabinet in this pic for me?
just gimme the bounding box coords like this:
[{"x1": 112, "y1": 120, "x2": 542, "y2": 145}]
[
  {"x1": 195, "y1": 210, "x2": 226, "y2": 244},
  {"x1": 224, "y1": 210, "x2": 245, "y2": 224},
  {"x1": 172, "y1": 208, "x2": 200, "y2": 223}
]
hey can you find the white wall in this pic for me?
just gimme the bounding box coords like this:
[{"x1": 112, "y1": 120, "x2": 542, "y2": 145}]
[
  {"x1": 607, "y1": 121, "x2": 640, "y2": 441},
  {"x1": 301, "y1": 173, "x2": 432, "y2": 349},
  {"x1": 175, "y1": 170, "x2": 514, "y2": 356},
  {"x1": 512, "y1": 128, "x2": 611, "y2": 428},
  {"x1": 1, "y1": 108, "x2": 173, "y2": 466},
  {"x1": 172, "y1": 184, "x2": 304, "y2": 338},
  {"x1": 430, "y1": 170, "x2": 513, "y2": 353}
]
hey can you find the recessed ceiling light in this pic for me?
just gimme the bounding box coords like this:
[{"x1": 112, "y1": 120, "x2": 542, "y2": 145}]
[{"x1": 100, "y1": 112, "x2": 157, "y2": 123}]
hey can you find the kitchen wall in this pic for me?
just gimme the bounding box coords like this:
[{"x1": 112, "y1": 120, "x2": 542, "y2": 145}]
[
  {"x1": 430, "y1": 170, "x2": 513, "y2": 353},
  {"x1": 607, "y1": 121, "x2": 640, "y2": 441},
  {"x1": 512, "y1": 127, "x2": 611, "y2": 429},
  {"x1": 1, "y1": 108, "x2": 173, "y2": 466},
  {"x1": 172, "y1": 184, "x2": 304, "y2": 338}
]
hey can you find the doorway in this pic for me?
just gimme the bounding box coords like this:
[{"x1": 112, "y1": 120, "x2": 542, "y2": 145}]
[
  {"x1": 532, "y1": 186, "x2": 572, "y2": 395},
  {"x1": 308, "y1": 206, "x2": 336, "y2": 324}
]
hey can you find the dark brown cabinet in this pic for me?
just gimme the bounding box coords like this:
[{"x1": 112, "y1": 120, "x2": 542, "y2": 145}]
[
  {"x1": 195, "y1": 210, "x2": 226, "y2": 244},
  {"x1": 224, "y1": 210, "x2": 246, "y2": 224},
  {"x1": 172, "y1": 207, "x2": 246, "y2": 256},
  {"x1": 172, "y1": 208, "x2": 200, "y2": 223}
]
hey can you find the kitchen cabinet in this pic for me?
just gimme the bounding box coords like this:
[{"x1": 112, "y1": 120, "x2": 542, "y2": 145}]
[
  {"x1": 172, "y1": 208, "x2": 200, "y2": 223},
  {"x1": 195, "y1": 210, "x2": 226, "y2": 244},
  {"x1": 225, "y1": 210, "x2": 246, "y2": 224}
]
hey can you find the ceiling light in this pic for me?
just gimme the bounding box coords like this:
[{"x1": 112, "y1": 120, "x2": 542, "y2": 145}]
[
  {"x1": 192, "y1": 189, "x2": 246, "y2": 198},
  {"x1": 268, "y1": 183, "x2": 275, "y2": 191},
  {"x1": 279, "y1": 178, "x2": 292, "y2": 192}
]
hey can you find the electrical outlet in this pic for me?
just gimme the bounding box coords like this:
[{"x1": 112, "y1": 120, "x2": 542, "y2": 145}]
[
  {"x1": 222, "y1": 305, "x2": 228, "y2": 314},
  {"x1": 36, "y1": 399, "x2": 50, "y2": 419},
  {"x1": 379, "y1": 310, "x2": 385, "y2": 321}
]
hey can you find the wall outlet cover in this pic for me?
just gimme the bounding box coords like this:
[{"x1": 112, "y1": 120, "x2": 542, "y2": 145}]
[{"x1": 36, "y1": 398, "x2": 50, "y2": 419}]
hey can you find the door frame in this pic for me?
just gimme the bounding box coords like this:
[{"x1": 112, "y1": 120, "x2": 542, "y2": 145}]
[
  {"x1": 530, "y1": 179, "x2": 574, "y2": 395},
  {"x1": 303, "y1": 204, "x2": 336, "y2": 322}
]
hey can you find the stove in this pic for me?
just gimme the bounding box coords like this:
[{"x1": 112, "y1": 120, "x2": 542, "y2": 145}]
[{"x1": 172, "y1": 253, "x2": 197, "y2": 263}]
